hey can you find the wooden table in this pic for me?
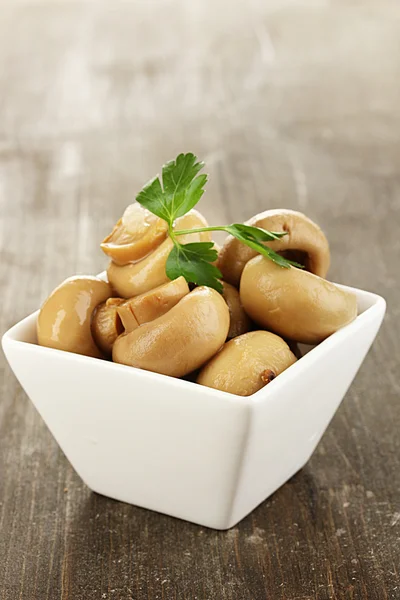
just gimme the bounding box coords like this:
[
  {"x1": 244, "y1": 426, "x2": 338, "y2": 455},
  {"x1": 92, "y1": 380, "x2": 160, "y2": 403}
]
[{"x1": 1, "y1": 2, "x2": 399, "y2": 598}]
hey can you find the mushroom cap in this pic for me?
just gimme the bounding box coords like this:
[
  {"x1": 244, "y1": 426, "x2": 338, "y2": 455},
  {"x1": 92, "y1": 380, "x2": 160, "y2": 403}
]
[
  {"x1": 197, "y1": 330, "x2": 297, "y2": 396},
  {"x1": 108, "y1": 237, "x2": 173, "y2": 298},
  {"x1": 240, "y1": 256, "x2": 357, "y2": 344},
  {"x1": 217, "y1": 209, "x2": 330, "y2": 287},
  {"x1": 112, "y1": 286, "x2": 230, "y2": 378},
  {"x1": 107, "y1": 209, "x2": 212, "y2": 298},
  {"x1": 222, "y1": 281, "x2": 251, "y2": 339},
  {"x1": 101, "y1": 205, "x2": 168, "y2": 265},
  {"x1": 37, "y1": 276, "x2": 112, "y2": 357}
]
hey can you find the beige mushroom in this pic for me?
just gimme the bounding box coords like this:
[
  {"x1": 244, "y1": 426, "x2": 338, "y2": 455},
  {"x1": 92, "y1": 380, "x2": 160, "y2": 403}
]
[
  {"x1": 112, "y1": 286, "x2": 230, "y2": 378},
  {"x1": 107, "y1": 210, "x2": 212, "y2": 297},
  {"x1": 91, "y1": 298, "x2": 127, "y2": 356},
  {"x1": 218, "y1": 209, "x2": 330, "y2": 287},
  {"x1": 197, "y1": 330, "x2": 297, "y2": 396},
  {"x1": 124, "y1": 276, "x2": 190, "y2": 324},
  {"x1": 101, "y1": 203, "x2": 168, "y2": 265},
  {"x1": 108, "y1": 236, "x2": 173, "y2": 299},
  {"x1": 37, "y1": 276, "x2": 112, "y2": 358},
  {"x1": 115, "y1": 301, "x2": 140, "y2": 334},
  {"x1": 222, "y1": 282, "x2": 251, "y2": 339},
  {"x1": 91, "y1": 277, "x2": 190, "y2": 355},
  {"x1": 240, "y1": 255, "x2": 357, "y2": 344}
]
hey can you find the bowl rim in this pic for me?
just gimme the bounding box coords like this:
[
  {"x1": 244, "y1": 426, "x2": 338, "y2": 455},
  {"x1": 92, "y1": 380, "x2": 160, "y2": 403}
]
[{"x1": 2, "y1": 282, "x2": 386, "y2": 404}]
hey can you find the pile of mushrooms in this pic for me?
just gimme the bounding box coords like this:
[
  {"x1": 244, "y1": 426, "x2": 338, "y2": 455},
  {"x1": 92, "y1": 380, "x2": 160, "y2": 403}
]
[{"x1": 37, "y1": 205, "x2": 357, "y2": 396}]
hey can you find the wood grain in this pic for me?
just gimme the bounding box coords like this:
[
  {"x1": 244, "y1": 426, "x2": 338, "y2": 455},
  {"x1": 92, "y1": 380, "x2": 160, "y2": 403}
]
[{"x1": 0, "y1": 1, "x2": 399, "y2": 599}]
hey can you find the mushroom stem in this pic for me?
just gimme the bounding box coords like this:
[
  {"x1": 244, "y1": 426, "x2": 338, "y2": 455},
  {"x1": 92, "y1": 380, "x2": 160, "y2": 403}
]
[
  {"x1": 261, "y1": 369, "x2": 276, "y2": 384},
  {"x1": 126, "y1": 276, "x2": 190, "y2": 325},
  {"x1": 116, "y1": 302, "x2": 140, "y2": 333}
]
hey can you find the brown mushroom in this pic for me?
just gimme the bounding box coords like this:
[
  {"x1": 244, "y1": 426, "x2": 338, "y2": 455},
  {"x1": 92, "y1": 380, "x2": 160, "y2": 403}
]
[
  {"x1": 115, "y1": 301, "x2": 140, "y2": 335},
  {"x1": 218, "y1": 209, "x2": 330, "y2": 287},
  {"x1": 101, "y1": 203, "x2": 168, "y2": 265},
  {"x1": 107, "y1": 210, "x2": 212, "y2": 298},
  {"x1": 91, "y1": 277, "x2": 190, "y2": 355},
  {"x1": 124, "y1": 276, "x2": 190, "y2": 324},
  {"x1": 91, "y1": 297, "x2": 126, "y2": 356},
  {"x1": 222, "y1": 282, "x2": 251, "y2": 339},
  {"x1": 37, "y1": 276, "x2": 112, "y2": 358},
  {"x1": 112, "y1": 286, "x2": 230, "y2": 378},
  {"x1": 197, "y1": 330, "x2": 297, "y2": 396},
  {"x1": 240, "y1": 256, "x2": 357, "y2": 344}
]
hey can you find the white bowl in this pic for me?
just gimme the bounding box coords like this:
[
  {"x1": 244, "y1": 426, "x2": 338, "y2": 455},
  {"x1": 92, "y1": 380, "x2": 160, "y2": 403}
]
[{"x1": 2, "y1": 283, "x2": 385, "y2": 530}]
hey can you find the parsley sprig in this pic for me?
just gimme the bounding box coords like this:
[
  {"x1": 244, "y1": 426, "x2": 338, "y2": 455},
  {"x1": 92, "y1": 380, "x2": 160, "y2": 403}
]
[{"x1": 136, "y1": 153, "x2": 301, "y2": 293}]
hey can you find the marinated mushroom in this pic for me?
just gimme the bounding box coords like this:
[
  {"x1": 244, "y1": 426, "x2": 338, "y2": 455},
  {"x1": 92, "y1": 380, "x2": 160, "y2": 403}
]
[
  {"x1": 101, "y1": 203, "x2": 168, "y2": 265},
  {"x1": 37, "y1": 276, "x2": 112, "y2": 358},
  {"x1": 91, "y1": 298, "x2": 126, "y2": 356},
  {"x1": 222, "y1": 282, "x2": 251, "y2": 339},
  {"x1": 197, "y1": 330, "x2": 297, "y2": 396},
  {"x1": 108, "y1": 236, "x2": 173, "y2": 298},
  {"x1": 125, "y1": 276, "x2": 190, "y2": 324},
  {"x1": 218, "y1": 209, "x2": 330, "y2": 287},
  {"x1": 240, "y1": 256, "x2": 357, "y2": 344},
  {"x1": 112, "y1": 286, "x2": 230, "y2": 378},
  {"x1": 107, "y1": 210, "x2": 212, "y2": 298},
  {"x1": 92, "y1": 277, "x2": 190, "y2": 355},
  {"x1": 33, "y1": 149, "x2": 364, "y2": 395}
]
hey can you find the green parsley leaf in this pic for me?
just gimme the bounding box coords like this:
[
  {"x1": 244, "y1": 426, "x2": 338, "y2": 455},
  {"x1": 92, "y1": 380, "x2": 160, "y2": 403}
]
[
  {"x1": 226, "y1": 223, "x2": 287, "y2": 243},
  {"x1": 225, "y1": 225, "x2": 302, "y2": 269},
  {"x1": 166, "y1": 242, "x2": 223, "y2": 293},
  {"x1": 136, "y1": 153, "x2": 207, "y2": 226},
  {"x1": 135, "y1": 153, "x2": 303, "y2": 290},
  {"x1": 135, "y1": 176, "x2": 169, "y2": 222}
]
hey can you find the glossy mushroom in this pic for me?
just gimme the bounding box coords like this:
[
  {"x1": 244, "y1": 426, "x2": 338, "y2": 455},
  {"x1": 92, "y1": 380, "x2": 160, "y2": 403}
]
[
  {"x1": 222, "y1": 282, "x2": 251, "y2": 339},
  {"x1": 218, "y1": 209, "x2": 330, "y2": 287},
  {"x1": 197, "y1": 331, "x2": 297, "y2": 396},
  {"x1": 112, "y1": 286, "x2": 230, "y2": 378},
  {"x1": 91, "y1": 298, "x2": 126, "y2": 356},
  {"x1": 240, "y1": 256, "x2": 357, "y2": 344},
  {"x1": 91, "y1": 277, "x2": 190, "y2": 355},
  {"x1": 101, "y1": 203, "x2": 168, "y2": 265},
  {"x1": 107, "y1": 210, "x2": 212, "y2": 298},
  {"x1": 37, "y1": 276, "x2": 112, "y2": 358},
  {"x1": 125, "y1": 276, "x2": 190, "y2": 324}
]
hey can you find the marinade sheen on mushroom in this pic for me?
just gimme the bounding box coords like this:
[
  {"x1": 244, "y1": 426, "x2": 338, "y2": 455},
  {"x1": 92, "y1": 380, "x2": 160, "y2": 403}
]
[
  {"x1": 37, "y1": 276, "x2": 112, "y2": 358},
  {"x1": 240, "y1": 256, "x2": 357, "y2": 345},
  {"x1": 112, "y1": 286, "x2": 230, "y2": 377},
  {"x1": 217, "y1": 208, "x2": 331, "y2": 287},
  {"x1": 197, "y1": 331, "x2": 297, "y2": 396},
  {"x1": 91, "y1": 277, "x2": 190, "y2": 356},
  {"x1": 101, "y1": 203, "x2": 169, "y2": 265},
  {"x1": 106, "y1": 208, "x2": 213, "y2": 297},
  {"x1": 36, "y1": 200, "x2": 358, "y2": 395}
]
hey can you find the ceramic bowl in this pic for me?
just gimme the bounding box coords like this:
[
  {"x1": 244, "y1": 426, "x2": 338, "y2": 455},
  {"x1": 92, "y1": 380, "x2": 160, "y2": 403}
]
[{"x1": 2, "y1": 283, "x2": 385, "y2": 529}]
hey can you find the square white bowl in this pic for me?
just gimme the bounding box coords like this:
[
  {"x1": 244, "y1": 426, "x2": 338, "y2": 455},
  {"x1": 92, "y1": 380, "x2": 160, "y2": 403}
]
[{"x1": 2, "y1": 284, "x2": 385, "y2": 530}]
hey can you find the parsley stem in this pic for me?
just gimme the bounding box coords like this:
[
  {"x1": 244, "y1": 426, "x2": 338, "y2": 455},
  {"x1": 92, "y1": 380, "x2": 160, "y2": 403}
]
[
  {"x1": 174, "y1": 226, "x2": 228, "y2": 236},
  {"x1": 168, "y1": 225, "x2": 179, "y2": 245}
]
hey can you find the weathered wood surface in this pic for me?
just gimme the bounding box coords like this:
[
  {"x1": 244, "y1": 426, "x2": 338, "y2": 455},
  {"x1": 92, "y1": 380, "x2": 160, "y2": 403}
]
[{"x1": 0, "y1": 2, "x2": 399, "y2": 599}]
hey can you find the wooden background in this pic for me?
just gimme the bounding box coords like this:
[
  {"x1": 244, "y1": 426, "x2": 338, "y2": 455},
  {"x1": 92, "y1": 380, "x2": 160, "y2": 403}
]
[{"x1": 0, "y1": 1, "x2": 399, "y2": 599}]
